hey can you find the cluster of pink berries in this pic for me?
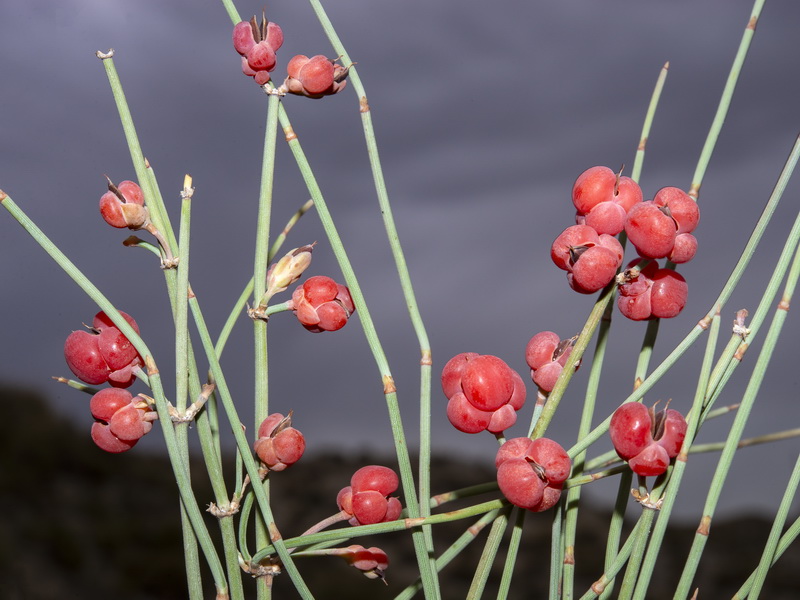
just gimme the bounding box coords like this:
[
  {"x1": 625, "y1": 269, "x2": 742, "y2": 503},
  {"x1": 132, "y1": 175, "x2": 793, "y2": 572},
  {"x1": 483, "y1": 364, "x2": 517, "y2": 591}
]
[
  {"x1": 233, "y1": 15, "x2": 284, "y2": 86},
  {"x1": 337, "y1": 465, "x2": 402, "y2": 526},
  {"x1": 609, "y1": 402, "x2": 687, "y2": 477},
  {"x1": 441, "y1": 353, "x2": 526, "y2": 434},
  {"x1": 336, "y1": 545, "x2": 389, "y2": 581},
  {"x1": 64, "y1": 311, "x2": 155, "y2": 452},
  {"x1": 440, "y1": 349, "x2": 573, "y2": 513},
  {"x1": 254, "y1": 412, "x2": 306, "y2": 471},
  {"x1": 99, "y1": 179, "x2": 147, "y2": 230},
  {"x1": 525, "y1": 331, "x2": 579, "y2": 393},
  {"x1": 64, "y1": 311, "x2": 143, "y2": 388},
  {"x1": 90, "y1": 388, "x2": 156, "y2": 453},
  {"x1": 232, "y1": 17, "x2": 349, "y2": 97},
  {"x1": 289, "y1": 275, "x2": 356, "y2": 333},
  {"x1": 495, "y1": 437, "x2": 571, "y2": 511},
  {"x1": 551, "y1": 166, "x2": 700, "y2": 320}
]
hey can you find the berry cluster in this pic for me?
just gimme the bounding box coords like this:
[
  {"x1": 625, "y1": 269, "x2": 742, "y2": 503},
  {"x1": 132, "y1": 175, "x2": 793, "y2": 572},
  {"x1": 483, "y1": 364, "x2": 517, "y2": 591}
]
[
  {"x1": 64, "y1": 311, "x2": 143, "y2": 388},
  {"x1": 232, "y1": 18, "x2": 349, "y2": 97},
  {"x1": 284, "y1": 55, "x2": 349, "y2": 98},
  {"x1": 624, "y1": 187, "x2": 699, "y2": 263},
  {"x1": 337, "y1": 545, "x2": 389, "y2": 581},
  {"x1": 551, "y1": 225, "x2": 624, "y2": 294},
  {"x1": 573, "y1": 166, "x2": 643, "y2": 236},
  {"x1": 525, "y1": 331, "x2": 579, "y2": 393},
  {"x1": 337, "y1": 465, "x2": 402, "y2": 526},
  {"x1": 441, "y1": 353, "x2": 526, "y2": 434},
  {"x1": 551, "y1": 166, "x2": 699, "y2": 320},
  {"x1": 233, "y1": 15, "x2": 284, "y2": 85},
  {"x1": 617, "y1": 259, "x2": 688, "y2": 320},
  {"x1": 90, "y1": 388, "x2": 156, "y2": 453},
  {"x1": 64, "y1": 311, "x2": 154, "y2": 453},
  {"x1": 99, "y1": 179, "x2": 147, "y2": 230},
  {"x1": 290, "y1": 275, "x2": 356, "y2": 332},
  {"x1": 609, "y1": 402, "x2": 687, "y2": 477},
  {"x1": 495, "y1": 437, "x2": 571, "y2": 512},
  {"x1": 253, "y1": 412, "x2": 306, "y2": 471}
]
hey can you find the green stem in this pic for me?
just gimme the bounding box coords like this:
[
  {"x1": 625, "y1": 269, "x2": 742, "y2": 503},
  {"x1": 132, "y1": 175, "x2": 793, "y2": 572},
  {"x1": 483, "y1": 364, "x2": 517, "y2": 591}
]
[
  {"x1": 98, "y1": 54, "x2": 177, "y2": 256},
  {"x1": 674, "y1": 202, "x2": 800, "y2": 597},
  {"x1": 1, "y1": 191, "x2": 229, "y2": 596},
  {"x1": 394, "y1": 509, "x2": 505, "y2": 600},
  {"x1": 215, "y1": 199, "x2": 315, "y2": 358},
  {"x1": 747, "y1": 449, "x2": 800, "y2": 598},
  {"x1": 496, "y1": 508, "x2": 526, "y2": 600},
  {"x1": 305, "y1": 1, "x2": 439, "y2": 593},
  {"x1": 598, "y1": 469, "x2": 633, "y2": 600},
  {"x1": 579, "y1": 518, "x2": 643, "y2": 600},
  {"x1": 466, "y1": 511, "x2": 510, "y2": 599},
  {"x1": 175, "y1": 181, "x2": 204, "y2": 599},
  {"x1": 278, "y1": 106, "x2": 436, "y2": 595},
  {"x1": 251, "y1": 94, "x2": 281, "y2": 600},
  {"x1": 561, "y1": 301, "x2": 614, "y2": 599},
  {"x1": 733, "y1": 512, "x2": 800, "y2": 599},
  {"x1": 188, "y1": 292, "x2": 313, "y2": 597},
  {"x1": 630, "y1": 312, "x2": 721, "y2": 599},
  {"x1": 630, "y1": 61, "x2": 669, "y2": 183},
  {"x1": 689, "y1": 0, "x2": 767, "y2": 200},
  {"x1": 251, "y1": 499, "x2": 508, "y2": 562},
  {"x1": 569, "y1": 131, "x2": 800, "y2": 459},
  {"x1": 532, "y1": 282, "x2": 615, "y2": 439}
]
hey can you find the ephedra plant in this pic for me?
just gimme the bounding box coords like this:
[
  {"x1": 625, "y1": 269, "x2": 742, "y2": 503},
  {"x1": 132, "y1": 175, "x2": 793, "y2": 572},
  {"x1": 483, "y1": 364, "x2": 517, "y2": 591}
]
[{"x1": 2, "y1": 0, "x2": 799, "y2": 598}]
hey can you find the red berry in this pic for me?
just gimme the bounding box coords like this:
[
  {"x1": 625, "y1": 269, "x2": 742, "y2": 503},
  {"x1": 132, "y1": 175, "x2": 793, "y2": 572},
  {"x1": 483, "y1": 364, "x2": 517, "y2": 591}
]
[
  {"x1": 624, "y1": 202, "x2": 677, "y2": 259},
  {"x1": 254, "y1": 413, "x2": 306, "y2": 471},
  {"x1": 461, "y1": 355, "x2": 515, "y2": 412},
  {"x1": 669, "y1": 233, "x2": 698, "y2": 264},
  {"x1": 99, "y1": 180, "x2": 147, "y2": 229},
  {"x1": 650, "y1": 269, "x2": 688, "y2": 319},
  {"x1": 64, "y1": 311, "x2": 143, "y2": 388},
  {"x1": 264, "y1": 21, "x2": 284, "y2": 52},
  {"x1": 91, "y1": 422, "x2": 137, "y2": 453},
  {"x1": 609, "y1": 402, "x2": 688, "y2": 477},
  {"x1": 551, "y1": 225, "x2": 623, "y2": 294},
  {"x1": 89, "y1": 387, "x2": 154, "y2": 453},
  {"x1": 291, "y1": 276, "x2": 356, "y2": 333},
  {"x1": 652, "y1": 187, "x2": 699, "y2": 234},
  {"x1": 233, "y1": 17, "x2": 283, "y2": 84},
  {"x1": 339, "y1": 545, "x2": 389, "y2": 580},
  {"x1": 446, "y1": 392, "x2": 493, "y2": 433},
  {"x1": 496, "y1": 458, "x2": 546, "y2": 509},
  {"x1": 624, "y1": 188, "x2": 699, "y2": 262},
  {"x1": 351, "y1": 465, "x2": 398, "y2": 496},
  {"x1": 232, "y1": 21, "x2": 257, "y2": 56},
  {"x1": 285, "y1": 55, "x2": 349, "y2": 98},
  {"x1": 572, "y1": 166, "x2": 643, "y2": 235},
  {"x1": 246, "y1": 42, "x2": 277, "y2": 72},
  {"x1": 617, "y1": 260, "x2": 688, "y2": 321},
  {"x1": 525, "y1": 332, "x2": 578, "y2": 393},
  {"x1": 337, "y1": 466, "x2": 402, "y2": 526},
  {"x1": 568, "y1": 245, "x2": 623, "y2": 294},
  {"x1": 440, "y1": 352, "x2": 479, "y2": 398},
  {"x1": 495, "y1": 437, "x2": 571, "y2": 512},
  {"x1": 441, "y1": 353, "x2": 526, "y2": 434}
]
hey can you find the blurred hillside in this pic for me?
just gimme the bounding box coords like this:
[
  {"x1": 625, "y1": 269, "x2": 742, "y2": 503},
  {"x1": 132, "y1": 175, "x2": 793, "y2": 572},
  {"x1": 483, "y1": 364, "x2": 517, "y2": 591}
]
[{"x1": 1, "y1": 386, "x2": 797, "y2": 599}]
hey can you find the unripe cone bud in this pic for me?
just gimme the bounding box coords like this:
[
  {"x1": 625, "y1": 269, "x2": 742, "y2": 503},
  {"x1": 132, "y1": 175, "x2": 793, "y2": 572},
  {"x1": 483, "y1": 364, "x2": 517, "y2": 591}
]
[{"x1": 266, "y1": 244, "x2": 314, "y2": 295}]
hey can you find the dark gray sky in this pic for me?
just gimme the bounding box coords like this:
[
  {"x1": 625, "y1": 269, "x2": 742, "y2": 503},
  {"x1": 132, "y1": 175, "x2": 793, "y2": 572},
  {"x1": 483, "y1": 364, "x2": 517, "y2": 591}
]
[{"x1": 2, "y1": 1, "x2": 800, "y2": 520}]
